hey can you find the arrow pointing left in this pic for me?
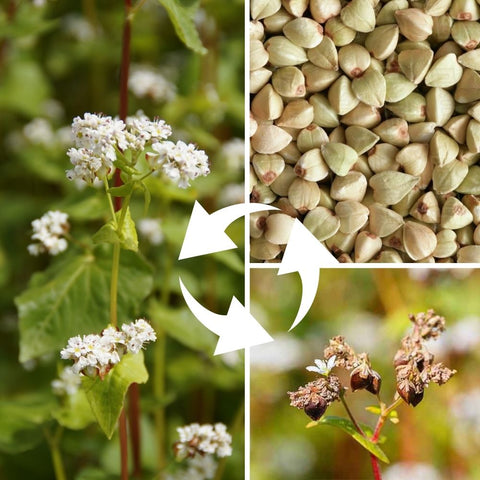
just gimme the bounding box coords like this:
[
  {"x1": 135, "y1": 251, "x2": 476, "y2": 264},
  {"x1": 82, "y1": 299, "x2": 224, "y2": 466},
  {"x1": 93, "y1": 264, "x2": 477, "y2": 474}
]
[
  {"x1": 179, "y1": 277, "x2": 274, "y2": 355},
  {"x1": 179, "y1": 201, "x2": 278, "y2": 260}
]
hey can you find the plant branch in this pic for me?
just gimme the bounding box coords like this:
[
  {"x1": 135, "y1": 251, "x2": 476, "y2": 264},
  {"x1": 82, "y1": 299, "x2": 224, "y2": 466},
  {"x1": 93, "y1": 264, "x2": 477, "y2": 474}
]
[
  {"x1": 44, "y1": 427, "x2": 66, "y2": 480},
  {"x1": 119, "y1": 409, "x2": 129, "y2": 480},
  {"x1": 339, "y1": 392, "x2": 366, "y2": 437}
]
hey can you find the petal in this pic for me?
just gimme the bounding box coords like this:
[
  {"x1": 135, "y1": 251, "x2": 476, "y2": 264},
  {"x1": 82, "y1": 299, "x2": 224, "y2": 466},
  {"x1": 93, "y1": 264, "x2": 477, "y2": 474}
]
[{"x1": 306, "y1": 366, "x2": 321, "y2": 373}]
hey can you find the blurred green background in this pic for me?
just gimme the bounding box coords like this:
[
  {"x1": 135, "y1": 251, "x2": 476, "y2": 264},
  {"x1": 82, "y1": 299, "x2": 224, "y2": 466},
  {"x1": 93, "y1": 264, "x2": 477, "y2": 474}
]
[
  {"x1": 0, "y1": 0, "x2": 245, "y2": 478},
  {"x1": 251, "y1": 268, "x2": 480, "y2": 480}
]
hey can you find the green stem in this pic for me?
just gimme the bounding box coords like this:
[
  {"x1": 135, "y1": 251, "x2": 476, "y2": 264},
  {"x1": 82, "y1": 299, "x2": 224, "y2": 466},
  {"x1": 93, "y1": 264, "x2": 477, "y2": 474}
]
[
  {"x1": 104, "y1": 179, "x2": 117, "y2": 225},
  {"x1": 45, "y1": 427, "x2": 66, "y2": 480},
  {"x1": 110, "y1": 242, "x2": 121, "y2": 327},
  {"x1": 339, "y1": 392, "x2": 366, "y2": 437}
]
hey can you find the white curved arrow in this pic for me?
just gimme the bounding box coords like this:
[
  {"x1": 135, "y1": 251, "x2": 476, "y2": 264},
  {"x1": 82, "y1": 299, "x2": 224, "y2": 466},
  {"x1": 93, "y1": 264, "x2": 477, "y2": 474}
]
[
  {"x1": 278, "y1": 219, "x2": 338, "y2": 331},
  {"x1": 179, "y1": 201, "x2": 278, "y2": 260},
  {"x1": 179, "y1": 278, "x2": 274, "y2": 355}
]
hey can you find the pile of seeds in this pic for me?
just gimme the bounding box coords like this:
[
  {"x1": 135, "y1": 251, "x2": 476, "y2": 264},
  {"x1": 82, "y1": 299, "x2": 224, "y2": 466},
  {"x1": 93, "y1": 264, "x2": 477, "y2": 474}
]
[{"x1": 250, "y1": 0, "x2": 480, "y2": 263}]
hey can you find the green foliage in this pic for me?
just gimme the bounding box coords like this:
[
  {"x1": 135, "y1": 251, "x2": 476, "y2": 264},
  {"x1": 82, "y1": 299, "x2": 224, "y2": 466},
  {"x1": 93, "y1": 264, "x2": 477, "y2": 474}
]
[
  {"x1": 83, "y1": 353, "x2": 148, "y2": 439},
  {"x1": 307, "y1": 416, "x2": 390, "y2": 464},
  {"x1": 53, "y1": 390, "x2": 96, "y2": 431},
  {"x1": 16, "y1": 248, "x2": 153, "y2": 362},
  {"x1": 157, "y1": 0, "x2": 207, "y2": 55},
  {"x1": 93, "y1": 208, "x2": 139, "y2": 251},
  {"x1": 0, "y1": 394, "x2": 55, "y2": 454}
]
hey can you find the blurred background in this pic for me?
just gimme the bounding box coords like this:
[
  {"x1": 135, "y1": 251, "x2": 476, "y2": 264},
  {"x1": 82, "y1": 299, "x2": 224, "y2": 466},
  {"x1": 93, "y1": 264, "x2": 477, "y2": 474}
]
[
  {"x1": 0, "y1": 0, "x2": 245, "y2": 478},
  {"x1": 251, "y1": 268, "x2": 480, "y2": 480}
]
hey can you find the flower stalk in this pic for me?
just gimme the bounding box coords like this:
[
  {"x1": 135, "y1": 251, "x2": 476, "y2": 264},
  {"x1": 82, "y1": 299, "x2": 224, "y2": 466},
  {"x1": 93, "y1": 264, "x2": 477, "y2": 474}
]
[{"x1": 44, "y1": 427, "x2": 66, "y2": 480}]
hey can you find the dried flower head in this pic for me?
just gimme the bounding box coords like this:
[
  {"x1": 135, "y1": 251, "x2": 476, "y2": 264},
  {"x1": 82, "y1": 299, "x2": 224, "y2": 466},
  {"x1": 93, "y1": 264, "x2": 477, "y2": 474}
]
[
  {"x1": 395, "y1": 310, "x2": 456, "y2": 406},
  {"x1": 27, "y1": 210, "x2": 69, "y2": 256},
  {"x1": 173, "y1": 423, "x2": 232, "y2": 460},
  {"x1": 288, "y1": 375, "x2": 342, "y2": 420},
  {"x1": 323, "y1": 335, "x2": 357, "y2": 370}
]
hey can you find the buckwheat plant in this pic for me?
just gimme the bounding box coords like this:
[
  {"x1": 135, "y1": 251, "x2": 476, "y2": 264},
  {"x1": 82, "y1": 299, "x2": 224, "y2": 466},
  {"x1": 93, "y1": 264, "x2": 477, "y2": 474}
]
[{"x1": 288, "y1": 310, "x2": 456, "y2": 480}]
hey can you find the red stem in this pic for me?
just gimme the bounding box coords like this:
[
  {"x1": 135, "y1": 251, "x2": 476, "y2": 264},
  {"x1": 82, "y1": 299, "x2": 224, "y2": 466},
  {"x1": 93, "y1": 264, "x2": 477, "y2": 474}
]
[
  {"x1": 370, "y1": 454, "x2": 382, "y2": 480},
  {"x1": 129, "y1": 383, "x2": 141, "y2": 478},
  {"x1": 119, "y1": 409, "x2": 129, "y2": 480}
]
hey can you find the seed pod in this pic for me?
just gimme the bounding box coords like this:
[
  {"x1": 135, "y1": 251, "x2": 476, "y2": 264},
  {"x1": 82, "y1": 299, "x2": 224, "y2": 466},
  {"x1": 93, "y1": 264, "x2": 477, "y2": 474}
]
[
  {"x1": 264, "y1": 213, "x2": 295, "y2": 244},
  {"x1": 250, "y1": 211, "x2": 268, "y2": 239},
  {"x1": 294, "y1": 148, "x2": 329, "y2": 181},
  {"x1": 431, "y1": 14, "x2": 454, "y2": 45},
  {"x1": 403, "y1": 221, "x2": 438, "y2": 261},
  {"x1": 338, "y1": 43, "x2": 371, "y2": 78},
  {"x1": 282, "y1": 0, "x2": 309, "y2": 18},
  {"x1": 251, "y1": 68, "x2": 273, "y2": 94},
  {"x1": 328, "y1": 76, "x2": 360, "y2": 115},
  {"x1": 326, "y1": 231, "x2": 357, "y2": 255},
  {"x1": 324, "y1": 17, "x2": 356, "y2": 46},
  {"x1": 252, "y1": 153, "x2": 286, "y2": 186},
  {"x1": 376, "y1": 0, "x2": 409, "y2": 25},
  {"x1": 364, "y1": 25, "x2": 399, "y2": 62},
  {"x1": 251, "y1": 0, "x2": 282, "y2": 20},
  {"x1": 341, "y1": 103, "x2": 382, "y2": 129},
  {"x1": 252, "y1": 84, "x2": 284, "y2": 120},
  {"x1": 277, "y1": 99, "x2": 314, "y2": 129},
  {"x1": 251, "y1": 125, "x2": 292, "y2": 154},
  {"x1": 425, "y1": 53, "x2": 463, "y2": 88},
  {"x1": 272, "y1": 66, "x2": 306, "y2": 97},
  {"x1": 457, "y1": 166, "x2": 480, "y2": 194},
  {"x1": 341, "y1": 0, "x2": 376, "y2": 33},
  {"x1": 384, "y1": 73, "x2": 416, "y2": 103},
  {"x1": 425, "y1": 88, "x2": 455, "y2": 127},
  {"x1": 382, "y1": 226, "x2": 405, "y2": 252},
  {"x1": 370, "y1": 172, "x2": 419, "y2": 205},
  {"x1": 408, "y1": 122, "x2": 436, "y2": 143},
  {"x1": 263, "y1": 8, "x2": 295, "y2": 33},
  {"x1": 397, "y1": 384, "x2": 424, "y2": 407},
  {"x1": 351, "y1": 67, "x2": 386, "y2": 108},
  {"x1": 321, "y1": 142, "x2": 358, "y2": 176},
  {"x1": 303, "y1": 206, "x2": 341, "y2": 241},
  {"x1": 279, "y1": 142, "x2": 301, "y2": 164},
  {"x1": 251, "y1": 182, "x2": 277, "y2": 204},
  {"x1": 457, "y1": 224, "x2": 474, "y2": 246},
  {"x1": 251, "y1": 237, "x2": 282, "y2": 260},
  {"x1": 396, "y1": 143, "x2": 428, "y2": 177},
  {"x1": 297, "y1": 124, "x2": 329, "y2": 152},
  {"x1": 309, "y1": 93, "x2": 339, "y2": 128},
  {"x1": 433, "y1": 229, "x2": 458, "y2": 258},
  {"x1": 367, "y1": 143, "x2": 399, "y2": 173},
  {"x1": 250, "y1": 40, "x2": 269, "y2": 70},
  {"x1": 310, "y1": 0, "x2": 341, "y2": 23},
  {"x1": 410, "y1": 192, "x2": 441, "y2": 224},
  {"x1": 283, "y1": 18, "x2": 323, "y2": 48},
  {"x1": 395, "y1": 9, "x2": 434, "y2": 42},
  {"x1": 345, "y1": 126, "x2": 379, "y2": 155},
  {"x1": 386, "y1": 93, "x2": 427, "y2": 123},
  {"x1": 466, "y1": 119, "x2": 480, "y2": 153},
  {"x1": 288, "y1": 177, "x2": 320, "y2": 213},
  {"x1": 462, "y1": 194, "x2": 480, "y2": 224},
  {"x1": 304, "y1": 397, "x2": 327, "y2": 421},
  {"x1": 331, "y1": 171, "x2": 368, "y2": 202},
  {"x1": 302, "y1": 62, "x2": 340, "y2": 93},
  {"x1": 270, "y1": 165, "x2": 296, "y2": 196},
  {"x1": 307, "y1": 35, "x2": 338, "y2": 70},
  {"x1": 425, "y1": 0, "x2": 452, "y2": 16},
  {"x1": 457, "y1": 245, "x2": 480, "y2": 262},
  {"x1": 335, "y1": 200, "x2": 369, "y2": 234},
  {"x1": 354, "y1": 231, "x2": 382, "y2": 262},
  {"x1": 369, "y1": 203, "x2": 405, "y2": 237},
  {"x1": 397, "y1": 48, "x2": 434, "y2": 84},
  {"x1": 432, "y1": 160, "x2": 468, "y2": 194},
  {"x1": 392, "y1": 187, "x2": 422, "y2": 217},
  {"x1": 429, "y1": 129, "x2": 459, "y2": 167},
  {"x1": 458, "y1": 49, "x2": 480, "y2": 69},
  {"x1": 450, "y1": 0, "x2": 480, "y2": 21},
  {"x1": 366, "y1": 371, "x2": 382, "y2": 395},
  {"x1": 455, "y1": 68, "x2": 480, "y2": 103},
  {"x1": 441, "y1": 196, "x2": 474, "y2": 229},
  {"x1": 371, "y1": 248, "x2": 404, "y2": 262},
  {"x1": 372, "y1": 118, "x2": 410, "y2": 147},
  {"x1": 265, "y1": 36, "x2": 308, "y2": 67},
  {"x1": 444, "y1": 115, "x2": 470, "y2": 144}
]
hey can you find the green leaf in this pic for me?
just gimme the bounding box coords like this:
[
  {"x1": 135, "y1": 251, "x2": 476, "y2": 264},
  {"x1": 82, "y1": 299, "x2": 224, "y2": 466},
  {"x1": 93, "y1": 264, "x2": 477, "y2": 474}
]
[
  {"x1": 107, "y1": 182, "x2": 135, "y2": 197},
  {"x1": 157, "y1": 0, "x2": 207, "y2": 55},
  {"x1": 0, "y1": 393, "x2": 55, "y2": 454},
  {"x1": 92, "y1": 208, "x2": 138, "y2": 252},
  {"x1": 365, "y1": 405, "x2": 381, "y2": 415},
  {"x1": 148, "y1": 301, "x2": 216, "y2": 352},
  {"x1": 16, "y1": 248, "x2": 153, "y2": 362},
  {"x1": 53, "y1": 390, "x2": 96, "y2": 430},
  {"x1": 83, "y1": 352, "x2": 148, "y2": 439},
  {"x1": 307, "y1": 416, "x2": 390, "y2": 464}
]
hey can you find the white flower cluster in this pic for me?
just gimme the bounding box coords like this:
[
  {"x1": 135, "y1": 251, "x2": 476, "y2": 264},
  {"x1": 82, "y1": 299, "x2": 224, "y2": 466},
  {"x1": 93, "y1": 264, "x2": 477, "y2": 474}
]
[
  {"x1": 66, "y1": 112, "x2": 172, "y2": 184},
  {"x1": 51, "y1": 366, "x2": 82, "y2": 396},
  {"x1": 60, "y1": 319, "x2": 156, "y2": 378},
  {"x1": 129, "y1": 66, "x2": 176, "y2": 102},
  {"x1": 147, "y1": 141, "x2": 210, "y2": 189},
  {"x1": 28, "y1": 210, "x2": 69, "y2": 256},
  {"x1": 138, "y1": 218, "x2": 164, "y2": 245},
  {"x1": 166, "y1": 455, "x2": 217, "y2": 480},
  {"x1": 174, "y1": 423, "x2": 232, "y2": 460}
]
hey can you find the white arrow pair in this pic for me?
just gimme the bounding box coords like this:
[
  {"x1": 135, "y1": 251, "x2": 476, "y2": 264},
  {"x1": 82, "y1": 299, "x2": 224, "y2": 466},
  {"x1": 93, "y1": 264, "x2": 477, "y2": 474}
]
[{"x1": 179, "y1": 201, "x2": 338, "y2": 354}]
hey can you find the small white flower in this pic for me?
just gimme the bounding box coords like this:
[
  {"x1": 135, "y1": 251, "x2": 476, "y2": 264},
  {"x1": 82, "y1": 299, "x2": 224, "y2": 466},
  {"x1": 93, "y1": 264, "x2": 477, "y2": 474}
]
[
  {"x1": 28, "y1": 211, "x2": 69, "y2": 256},
  {"x1": 138, "y1": 218, "x2": 164, "y2": 245},
  {"x1": 52, "y1": 366, "x2": 82, "y2": 396},
  {"x1": 129, "y1": 66, "x2": 176, "y2": 102},
  {"x1": 306, "y1": 356, "x2": 336, "y2": 376}
]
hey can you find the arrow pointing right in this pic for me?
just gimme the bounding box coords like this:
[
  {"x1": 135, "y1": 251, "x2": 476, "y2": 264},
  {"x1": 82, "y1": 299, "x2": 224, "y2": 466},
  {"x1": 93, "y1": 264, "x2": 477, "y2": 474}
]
[
  {"x1": 179, "y1": 277, "x2": 274, "y2": 355},
  {"x1": 278, "y1": 219, "x2": 338, "y2": 331}
]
